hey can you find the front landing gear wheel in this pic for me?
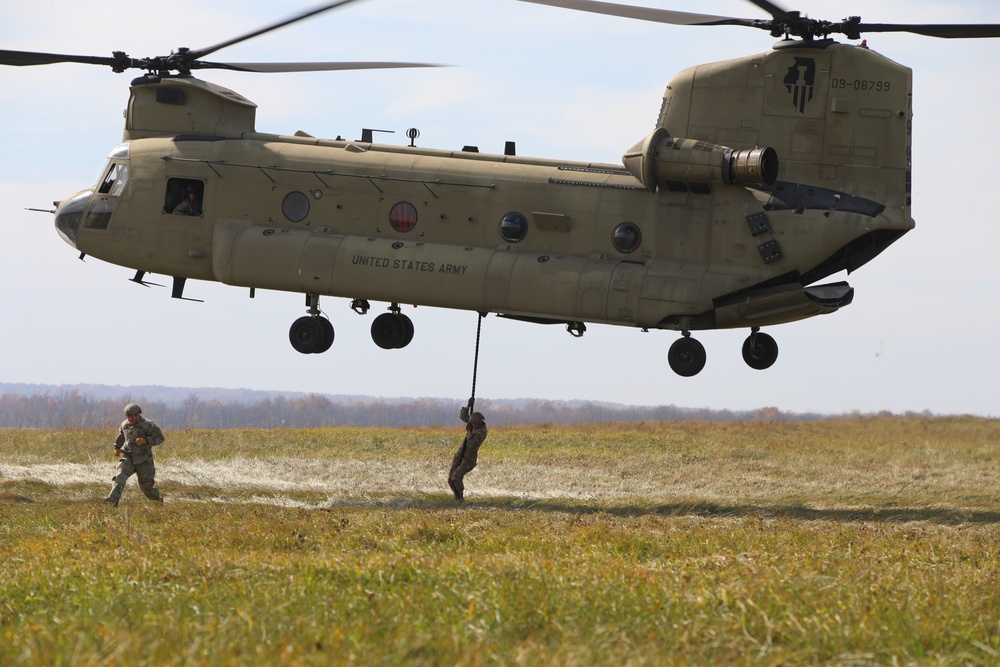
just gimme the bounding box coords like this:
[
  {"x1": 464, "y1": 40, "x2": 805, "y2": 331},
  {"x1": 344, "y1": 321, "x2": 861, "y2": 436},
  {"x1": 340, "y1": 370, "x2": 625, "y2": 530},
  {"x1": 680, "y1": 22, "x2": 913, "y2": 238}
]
[
  {"x1": 668, "y1": 336, "x2": 706, "y2": 377},
  {"x1": 314, "y1": 317, "x2": 335, "y2": 354},
  {"x1": 289, "y1": 316, "x2": 324, "y2": 354},
  {"x1": 742, "y1": 331, "x2": 778, "y2": 370}
]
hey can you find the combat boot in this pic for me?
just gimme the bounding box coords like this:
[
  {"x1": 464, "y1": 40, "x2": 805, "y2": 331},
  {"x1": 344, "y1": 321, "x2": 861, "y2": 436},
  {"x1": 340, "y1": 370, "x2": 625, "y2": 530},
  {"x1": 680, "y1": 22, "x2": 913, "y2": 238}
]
[{"x1": 103, "y1": 497, "x2": 119, "y2": 507}]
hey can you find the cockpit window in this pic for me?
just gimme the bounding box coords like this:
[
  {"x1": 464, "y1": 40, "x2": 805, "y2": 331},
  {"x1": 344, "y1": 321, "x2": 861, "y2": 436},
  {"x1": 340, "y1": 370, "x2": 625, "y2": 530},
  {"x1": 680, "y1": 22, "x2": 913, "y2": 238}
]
[
  {"x1": 84, "y1": 198, "x2": 115, "y2": 230},
  {"x1": 107, "y1": 143, "x2": 130, "y2": 160},
  {"x1": 165, "y1": 178, "x2": 205, "y2": 216},
  {"x1": 97, "y1": 163, "x2": 121, "y2": 194},
  {"x1": 85, "y1": 161, "x2": 129, "y2": 230},
  {"x1": 109, "y1": 164, "x2": 128, "y2": 197}
]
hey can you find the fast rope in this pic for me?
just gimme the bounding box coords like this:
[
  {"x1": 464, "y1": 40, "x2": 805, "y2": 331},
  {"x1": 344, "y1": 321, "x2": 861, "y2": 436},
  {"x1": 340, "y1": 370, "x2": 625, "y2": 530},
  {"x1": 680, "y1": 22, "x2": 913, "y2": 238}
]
[{"x1": 469, "y1": 312, "x2": 486, "y2": 409}]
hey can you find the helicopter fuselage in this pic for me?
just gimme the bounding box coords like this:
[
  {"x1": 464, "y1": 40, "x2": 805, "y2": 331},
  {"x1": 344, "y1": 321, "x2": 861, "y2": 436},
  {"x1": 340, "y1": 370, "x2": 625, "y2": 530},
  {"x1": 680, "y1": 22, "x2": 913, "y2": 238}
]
[{"x1": 53, "y1": 39, "x2": 915, "y2": 374}]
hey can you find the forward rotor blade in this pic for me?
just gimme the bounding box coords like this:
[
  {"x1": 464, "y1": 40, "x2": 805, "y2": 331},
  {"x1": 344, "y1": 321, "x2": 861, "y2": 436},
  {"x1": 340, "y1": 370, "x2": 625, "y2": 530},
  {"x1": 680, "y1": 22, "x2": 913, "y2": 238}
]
[
  {"x1": 0, "y1": 49, "x2": 118, "y2": 68},
  {"x1": 743, "y1": 0, "x2": 797, "y2": 22},
  {"x1": 857, "y1": 23, "x2": 1000, "y2": 39},
  {"x1": 192, "y1": 60, "x2": 444, "y2": 73},
  {"x1": 517, "y1": 0, "x2": 760, "y2": 28},
  {"x1": 187, "y1": 0, "x2": 365, "y2": 60}
]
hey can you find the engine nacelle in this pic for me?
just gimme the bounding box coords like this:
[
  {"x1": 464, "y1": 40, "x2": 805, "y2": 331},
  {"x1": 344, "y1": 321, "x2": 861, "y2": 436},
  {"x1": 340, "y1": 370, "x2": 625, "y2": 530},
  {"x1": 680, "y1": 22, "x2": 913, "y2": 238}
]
[{"x1": 622, "y1": 127, "x2": 778, "y2": 193}]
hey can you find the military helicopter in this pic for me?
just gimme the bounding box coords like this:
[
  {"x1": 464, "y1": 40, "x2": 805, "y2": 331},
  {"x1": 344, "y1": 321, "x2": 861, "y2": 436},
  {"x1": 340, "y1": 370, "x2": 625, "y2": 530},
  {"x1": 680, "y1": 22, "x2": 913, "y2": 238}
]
[{"x1": 4, "y1": 0, "x2": 999, "y2": 378}]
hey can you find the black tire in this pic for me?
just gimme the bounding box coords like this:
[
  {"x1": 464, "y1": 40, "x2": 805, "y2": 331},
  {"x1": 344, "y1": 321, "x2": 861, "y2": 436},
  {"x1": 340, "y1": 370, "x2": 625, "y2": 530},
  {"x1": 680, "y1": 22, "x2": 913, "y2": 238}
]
[
  {"x1": 371, "y1": 312, "x2": 406, "y2": 349},
  {"x1": 289, "y1": 316, "x2": 323, "y2": 354},
  {"x1": 668, "y1": 337, "x2": 706, "y2": 377},
  {"x1": 397, "y1": 314, "x2": 415, "y2": 349},
  {"x1": 314, "y1": 317, "x2": 335, "y2": 354},
  {"x1": 742, "y1": 332, "x2": 778, "y2": 370}
]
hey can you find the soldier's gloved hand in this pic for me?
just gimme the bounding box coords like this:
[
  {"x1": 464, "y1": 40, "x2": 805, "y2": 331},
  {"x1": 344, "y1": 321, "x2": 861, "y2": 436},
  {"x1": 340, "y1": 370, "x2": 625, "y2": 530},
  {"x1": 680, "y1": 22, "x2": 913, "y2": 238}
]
[{"x1": 135, "y1": 437, "x2": 149, "y2": 446}]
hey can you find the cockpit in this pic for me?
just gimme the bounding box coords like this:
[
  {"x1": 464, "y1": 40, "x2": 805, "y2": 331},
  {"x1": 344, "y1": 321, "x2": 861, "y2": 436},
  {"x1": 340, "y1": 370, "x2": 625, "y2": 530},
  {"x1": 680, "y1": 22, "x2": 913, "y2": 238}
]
[{"x1": 54, "y1": 143, "x2": 130, "y2": 248}]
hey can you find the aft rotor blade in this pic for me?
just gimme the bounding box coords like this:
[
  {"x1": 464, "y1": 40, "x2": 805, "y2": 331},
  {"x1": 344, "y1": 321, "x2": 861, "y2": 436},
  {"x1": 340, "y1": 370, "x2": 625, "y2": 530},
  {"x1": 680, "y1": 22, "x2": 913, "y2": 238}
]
[
  {"x1": 519, "y1": 0, "x2": 1000, "y2": 41},
  {"x1": 187, "y1": 0, "x2": 366, "y2": 60},
  {"x1": 0, "y1": 49, "x2": 118, "y2": 68},
  {"x1": 858, "y1": 23, "x2": 1000, "y2": 39},
  {"x1": 193, "y1": 60, "x2": 445, "y2": 73},
  {"x1": 517, "y1": 0, "x2": 760, "y2": 28}
]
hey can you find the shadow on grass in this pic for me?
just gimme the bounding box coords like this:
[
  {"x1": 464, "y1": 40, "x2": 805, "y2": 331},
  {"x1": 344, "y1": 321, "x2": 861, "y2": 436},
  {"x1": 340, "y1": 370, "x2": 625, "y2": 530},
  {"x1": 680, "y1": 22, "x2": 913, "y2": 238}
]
[
  {"x1": 311, "y1": 494, "x2": 1000, "y2": 526},
  {"x1": 6, "y1": 482, "x2": 999, "y2": 526},
  {"x1": 475, "y1": 498, "x2": 1000, "y2": 525}
]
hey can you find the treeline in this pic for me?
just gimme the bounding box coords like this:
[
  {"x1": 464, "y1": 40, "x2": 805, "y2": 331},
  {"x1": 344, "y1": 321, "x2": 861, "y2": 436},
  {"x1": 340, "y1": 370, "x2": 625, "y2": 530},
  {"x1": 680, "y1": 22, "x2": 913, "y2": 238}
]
[{"x1": 0, "y1": 390, "x2": 872, "y2": 429}]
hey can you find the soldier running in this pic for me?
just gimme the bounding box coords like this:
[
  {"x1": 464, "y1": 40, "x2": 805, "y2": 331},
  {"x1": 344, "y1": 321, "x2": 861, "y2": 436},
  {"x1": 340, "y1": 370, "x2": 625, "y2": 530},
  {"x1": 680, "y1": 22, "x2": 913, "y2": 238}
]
[
  {"x1": 104, "y1": 403, "x2": 165, "y2": 507},
  {"x1": 448, "y1": 400, "x2": 487, "y2": 501}
]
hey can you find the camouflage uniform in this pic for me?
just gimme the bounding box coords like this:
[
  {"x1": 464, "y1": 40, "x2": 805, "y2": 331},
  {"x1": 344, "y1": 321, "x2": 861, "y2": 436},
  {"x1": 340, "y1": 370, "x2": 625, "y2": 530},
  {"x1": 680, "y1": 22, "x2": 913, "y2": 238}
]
[
  {"x1": 448, "y1": 407, "x2": 487, "y2": 501},
  {"x1": 172, "y1": 192, "x2": 200, "y2": 216},
  {"x1": 105, "y1": 404, "x2": 165, "y2": 506}
]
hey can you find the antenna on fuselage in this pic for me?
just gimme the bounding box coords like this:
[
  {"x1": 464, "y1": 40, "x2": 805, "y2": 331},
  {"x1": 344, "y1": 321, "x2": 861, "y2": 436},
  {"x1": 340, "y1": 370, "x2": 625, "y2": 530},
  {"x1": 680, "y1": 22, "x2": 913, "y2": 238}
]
[
  {"x1": 360, "y1": 128, "x2": 394, "y2": 143},
  {"x1": 130, "y1": 270, "x2": 164, "y2": 288},
  {"x1": 171, "y1": 277, "x2": 204, "y2": 303}
]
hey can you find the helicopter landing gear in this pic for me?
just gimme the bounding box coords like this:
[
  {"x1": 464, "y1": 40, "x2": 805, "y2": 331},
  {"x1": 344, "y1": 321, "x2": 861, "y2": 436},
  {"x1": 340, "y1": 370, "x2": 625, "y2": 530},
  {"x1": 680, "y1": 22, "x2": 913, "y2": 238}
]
[
  {"x1": 371, "y1": 303, "x2": 414, "y2": 349},
  {"x1": 289, "y1": 316, "x2": 334, "y2": 353},
  {"x1": 289, "y1": 294, "x2": 334, "y2": 354},
  {"x1": 742, "y1": 327, "x2": 778, "y2": 370},
  {"x1": 668, "y1": 332, "x2": 706, "y2": 377}
]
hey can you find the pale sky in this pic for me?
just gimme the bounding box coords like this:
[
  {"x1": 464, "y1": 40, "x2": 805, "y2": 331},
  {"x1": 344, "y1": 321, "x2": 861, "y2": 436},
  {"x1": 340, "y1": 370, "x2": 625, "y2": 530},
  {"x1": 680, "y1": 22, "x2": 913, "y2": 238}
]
[{"x1": 2, "y1": 0, "x2": 999, "y2": 416}]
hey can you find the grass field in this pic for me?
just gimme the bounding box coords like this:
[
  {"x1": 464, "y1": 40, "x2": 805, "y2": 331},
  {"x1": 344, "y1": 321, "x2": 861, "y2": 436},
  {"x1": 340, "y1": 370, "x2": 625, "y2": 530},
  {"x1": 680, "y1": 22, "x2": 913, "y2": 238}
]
[{"x1": 1, "y1": 418, "x2": 999, "y2": 665}]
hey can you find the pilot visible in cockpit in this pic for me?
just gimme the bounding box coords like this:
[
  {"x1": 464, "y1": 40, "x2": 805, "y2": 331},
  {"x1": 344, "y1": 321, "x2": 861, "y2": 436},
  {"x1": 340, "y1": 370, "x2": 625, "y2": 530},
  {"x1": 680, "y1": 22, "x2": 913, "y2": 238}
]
[{"x1": 172, "y1": 188, "x2": 201, "y2": 216}]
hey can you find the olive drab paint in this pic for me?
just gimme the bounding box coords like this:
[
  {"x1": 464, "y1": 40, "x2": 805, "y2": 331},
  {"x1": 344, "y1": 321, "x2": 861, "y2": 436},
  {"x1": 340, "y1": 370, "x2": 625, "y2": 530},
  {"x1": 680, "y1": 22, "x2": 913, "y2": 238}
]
[{"x1": 33, "y1": 1, "x2": 937, "y2": 377}]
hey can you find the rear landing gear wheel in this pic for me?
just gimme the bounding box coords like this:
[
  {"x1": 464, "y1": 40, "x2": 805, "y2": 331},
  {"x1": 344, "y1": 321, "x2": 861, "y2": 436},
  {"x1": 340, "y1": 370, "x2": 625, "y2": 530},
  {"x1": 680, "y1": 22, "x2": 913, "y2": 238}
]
[
  {"x1": 742, "y1": 330, "x2": 778, "y2": 370},
  {"x1": 371, "y1": 313, "x2": 414, "y2": 349},
  {"x1": 668, "y1": 336, "x2": 706, "y2": 377}
]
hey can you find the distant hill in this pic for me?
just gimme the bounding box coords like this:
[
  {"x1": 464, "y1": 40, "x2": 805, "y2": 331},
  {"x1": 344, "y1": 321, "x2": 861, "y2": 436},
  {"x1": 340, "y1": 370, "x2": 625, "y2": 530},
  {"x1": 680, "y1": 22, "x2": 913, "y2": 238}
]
[
  {"x1": 0, "y1": 382, "x2": 653, "y2": 412},
  {"x1": 0, "y1": 382, "x2": 876, "y2": 429},
  {"x1": 0, "y1": 383, "x2": 361, "y2": 406}
]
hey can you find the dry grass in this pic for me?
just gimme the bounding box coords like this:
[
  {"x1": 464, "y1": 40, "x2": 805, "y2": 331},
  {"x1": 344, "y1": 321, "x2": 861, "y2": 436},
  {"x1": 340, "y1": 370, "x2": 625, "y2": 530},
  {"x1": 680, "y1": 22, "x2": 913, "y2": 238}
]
[{"x1": 1, "y1": 417, "x2": 999, "y2": 665}]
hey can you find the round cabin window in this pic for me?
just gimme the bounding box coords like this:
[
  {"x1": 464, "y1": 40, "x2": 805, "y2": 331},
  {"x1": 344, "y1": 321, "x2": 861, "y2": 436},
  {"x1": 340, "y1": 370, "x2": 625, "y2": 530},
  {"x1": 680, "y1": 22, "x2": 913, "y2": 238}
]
[
  {"x1": 611, "y1": 222, "x2": 642, "y2": 254},
  {"x1": 282, "y1": 191, "x2": 310, "y2": 222},
  {"x1": 499, "y1": 212, "x2": 528, "y2": 243},
  {"x1": 390, "y1": 201, "x2": 418, "y2": 233}
]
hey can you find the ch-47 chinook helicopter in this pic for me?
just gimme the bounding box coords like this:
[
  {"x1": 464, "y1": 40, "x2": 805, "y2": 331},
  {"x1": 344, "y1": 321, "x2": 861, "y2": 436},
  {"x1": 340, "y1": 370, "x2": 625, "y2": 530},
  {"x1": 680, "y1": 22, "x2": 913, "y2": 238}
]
[{"x1": 4, "y1": 0, "x2": 1000, "y2": 377}]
